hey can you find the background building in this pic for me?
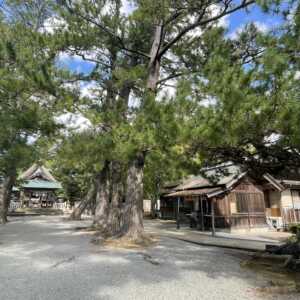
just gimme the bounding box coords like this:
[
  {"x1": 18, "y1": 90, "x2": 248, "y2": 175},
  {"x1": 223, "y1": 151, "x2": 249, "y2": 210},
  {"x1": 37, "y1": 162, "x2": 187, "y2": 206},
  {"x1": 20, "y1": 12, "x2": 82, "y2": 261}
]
[{"x1": 12, "y1": 164, "x2": 62, "y2": 208}]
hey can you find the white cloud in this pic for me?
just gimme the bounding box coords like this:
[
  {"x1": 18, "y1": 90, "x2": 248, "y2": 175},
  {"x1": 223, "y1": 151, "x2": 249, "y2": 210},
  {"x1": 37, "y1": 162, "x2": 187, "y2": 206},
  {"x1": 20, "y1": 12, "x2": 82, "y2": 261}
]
[
  {"x1": 41, "y1": 16, "x2": 67, "y2": 34},
  {"x1": 287, "y1": 2, "x2": 298, "y2": 25},
  {"x1": 228, "y1": 21, "x2": 269, "y2": 40},
  {"x1": 27, "y1": 135, "x2": 39, "y2": 145},
  {"x1": 200, "y1": 95, "x2": 218, "y2": 107},
  {"x1": 294, "y1": 71, "x2": 300, "y2": 80},
  {"x1": 157, "y1": 79, "x2": 177, "y2": 101},
  {"x1": 80, "y1": 81, "x2": 99, "y2": 99},
  {"x1": 253, "y1": 21, "x2": 269, "y2": 33},
  {"x1": 209, "y1": 4, "x2": 230, "y2": 28},
  {"x1": 121, "y1": 0, "x2": 136, "y2": 15},
  {"x1": 183, "y1": 4, "x2": 229, "y2": 39},
  {"x1": 55, "y1": 112, "x2": 92, "y2": 132}
]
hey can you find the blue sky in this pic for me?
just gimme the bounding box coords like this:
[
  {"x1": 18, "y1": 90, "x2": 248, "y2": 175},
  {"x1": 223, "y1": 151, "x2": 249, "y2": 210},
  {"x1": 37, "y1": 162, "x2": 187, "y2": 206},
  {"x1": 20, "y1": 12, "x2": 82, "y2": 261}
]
[
  {"x1": 57, "y1": 2, "x2": 287, "y2": 76},
  {"x1": 228, "y1": 4, "x2": 283, "y2": 33},
  {"x1": 57, "y1": 54, "x2": 95, "y2": 75}
]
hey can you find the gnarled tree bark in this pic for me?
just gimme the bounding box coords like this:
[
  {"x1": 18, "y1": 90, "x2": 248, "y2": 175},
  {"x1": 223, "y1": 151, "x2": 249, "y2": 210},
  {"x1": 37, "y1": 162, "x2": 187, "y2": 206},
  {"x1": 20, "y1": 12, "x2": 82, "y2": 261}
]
[
  {"x1": 120, "y1": 152, "x2": 145, "y2": 241},
  {"x1": 105, "y1": 161, "x2": 123, "y2": 236},
  {"x1": 93, "y1": 161, "x2": 110, "y2": 231},
  {"x1": 69, "y1": 178, "x2": 98, "y2": 220},
  {"x1": 0, "y1": 171, "x2": 16, "y2": 224}
]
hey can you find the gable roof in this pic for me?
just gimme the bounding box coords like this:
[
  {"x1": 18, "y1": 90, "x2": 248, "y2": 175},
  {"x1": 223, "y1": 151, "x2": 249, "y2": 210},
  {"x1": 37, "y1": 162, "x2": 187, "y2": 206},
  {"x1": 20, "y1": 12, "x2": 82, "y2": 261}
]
[
  {"x1": 264, "y1": 173, "x2": 300, "y2": 190},
  {"x1": 165, "y1": 163, "x2": 247, "y2": 198},
  {"x1": 20, "y1": 164, "x2": 57, "y2": 182},
  {"x1": 263, "y1": 174, "x2": 285, "y2": 191},
  {"x1": 166, "y1": 187, "x2": 223, "y2": 198},
  {"x1": 15, "y1": 164, "x2": 62, "y2": 190},
  {"x1": 174, "y1": 164, "x2": 245, "y2": 191},
  {"x1": 280, "y1": 179, "x2": 300, "y2": 188},
  {"x1": 164, "y1": 163, "x2": 300, "y2": 199},
  {"x1": 22, "y1": 179, "x2": 62, "y2": 190}
]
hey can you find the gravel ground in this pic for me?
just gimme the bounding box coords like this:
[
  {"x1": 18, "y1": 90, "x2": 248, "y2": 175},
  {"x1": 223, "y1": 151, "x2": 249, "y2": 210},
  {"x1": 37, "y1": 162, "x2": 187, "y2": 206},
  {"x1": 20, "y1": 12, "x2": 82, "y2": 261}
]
[{"x1": 0, "y1": 216, "x2": 298, "y2": 300}]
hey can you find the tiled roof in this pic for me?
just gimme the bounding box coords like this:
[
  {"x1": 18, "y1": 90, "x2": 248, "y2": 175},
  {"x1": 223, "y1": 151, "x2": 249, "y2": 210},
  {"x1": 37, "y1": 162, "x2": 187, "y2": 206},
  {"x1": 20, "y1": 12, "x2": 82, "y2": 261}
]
[
  {"x1": 21, "y1": 179, "x2": 62, "y2": 190},
  {"x1": 20, "y1": 164, "x2": 57, "y2": 182},
  {"x1": 280, "y1": 179, "x2": 300, "y2": 187},
  {"x1": 166, "y1": 187, "x2": 222, "y2": 198},
  {"x1": 14, "y1": 164, "x2": 62, "y2": 191},
  {"x1": 175, "y1": 164, "x2": 243, "y2": 191}
]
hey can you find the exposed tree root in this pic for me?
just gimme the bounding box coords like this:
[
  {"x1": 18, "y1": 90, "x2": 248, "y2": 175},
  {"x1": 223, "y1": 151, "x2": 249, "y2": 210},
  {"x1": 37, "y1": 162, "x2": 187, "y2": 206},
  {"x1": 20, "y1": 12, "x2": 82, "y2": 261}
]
[
  {"x1": 242, "y1": 254, "x2": 300, "y2": 296},
  {"x1": 69, "y1": 213, "x2": 82, "y2": 221},
  {"x1": 140, "y1": 253, "x2": 160, "y2": 265},
  {"x1": 74, "y1": 226, "x2": 96, "y2": 232},
  {"x1": 51, "y1": 256, "x2": 75, "y2": 268},
  {"x1": 102, "y1": 233, "x2": 159, "y2": 249}
]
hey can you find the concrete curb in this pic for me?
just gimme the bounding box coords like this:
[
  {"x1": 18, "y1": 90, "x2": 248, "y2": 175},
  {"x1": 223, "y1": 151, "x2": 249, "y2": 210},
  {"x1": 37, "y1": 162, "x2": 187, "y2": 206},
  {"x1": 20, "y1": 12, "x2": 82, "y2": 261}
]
[{"x1": 164, "y1": 235, "x2": 282, "y2": 252}]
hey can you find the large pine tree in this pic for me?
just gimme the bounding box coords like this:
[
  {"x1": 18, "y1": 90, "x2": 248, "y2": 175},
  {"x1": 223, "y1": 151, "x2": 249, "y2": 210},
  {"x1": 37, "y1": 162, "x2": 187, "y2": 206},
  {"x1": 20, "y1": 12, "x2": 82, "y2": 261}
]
[{"x1": 54, "y1": 0, "x2": 282, "y2": 241}]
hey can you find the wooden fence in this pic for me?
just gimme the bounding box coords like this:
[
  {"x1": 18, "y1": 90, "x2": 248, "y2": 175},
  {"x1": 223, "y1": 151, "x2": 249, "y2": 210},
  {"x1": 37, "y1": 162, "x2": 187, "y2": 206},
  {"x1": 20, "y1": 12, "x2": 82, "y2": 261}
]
[
  {"x1": 9, "y1": 202, "x2": 66, "y2": 211},
  {"x1": 9, "y1": 202, "x2": 22, "y2": 211},
  {"x1": 53, "y1": 203, "x2": 65, "y2": 210}
]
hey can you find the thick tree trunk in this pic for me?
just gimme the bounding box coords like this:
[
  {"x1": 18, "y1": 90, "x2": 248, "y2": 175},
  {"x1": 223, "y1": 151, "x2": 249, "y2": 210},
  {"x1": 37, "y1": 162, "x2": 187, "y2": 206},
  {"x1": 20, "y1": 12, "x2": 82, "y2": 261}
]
[
  {"x1": 105, "y1": 161, "x2": 123, "y2": 236},
  {"x1": 0, "y1": 172, "x2": 16, "y2": 224},
  {"x1": 93, "y1": 162, "x2": 110, "y2": 231},
  {"x1": 0, "y1": 180, "x2": 6, "y2": 224},
  {"x1": 69, "y1": 180, "x2": 97, "y2": 220},
  {"x1": 151, "y1": 197, "x2": 157, "y2": 218},
  {"x1": 121, "y1": 153, "x2": 145, "y2": 241}
]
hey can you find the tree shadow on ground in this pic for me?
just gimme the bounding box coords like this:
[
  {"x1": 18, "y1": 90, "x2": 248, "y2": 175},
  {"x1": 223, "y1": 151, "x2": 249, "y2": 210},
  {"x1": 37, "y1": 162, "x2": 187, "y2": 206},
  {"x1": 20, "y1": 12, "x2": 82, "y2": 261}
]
[{"x1": 0, "y1": 216, "x2": 290, "y2": 300}]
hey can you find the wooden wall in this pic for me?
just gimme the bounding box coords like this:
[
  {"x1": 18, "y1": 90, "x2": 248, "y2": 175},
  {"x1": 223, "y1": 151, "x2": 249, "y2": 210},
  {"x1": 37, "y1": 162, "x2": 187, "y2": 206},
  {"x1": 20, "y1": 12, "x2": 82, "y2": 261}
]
[
  {"x1": 160, "y1": 176, "x2": 268, "y2": 229},
  {"x1": 214, "y1": 177, "x2": 266, "y2": 229}
]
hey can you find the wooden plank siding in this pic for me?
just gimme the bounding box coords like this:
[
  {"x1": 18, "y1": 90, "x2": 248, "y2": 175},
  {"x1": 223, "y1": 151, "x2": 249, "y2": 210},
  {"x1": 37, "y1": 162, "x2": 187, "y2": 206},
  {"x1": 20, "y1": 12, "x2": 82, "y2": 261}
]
[
  {"x1": 160, "y1": 176, "x2": 268, "y2": 230},
  {"x1": 282, "y1": 208, "x2": 300, "y2": 224},
  {"x1": 213, "y1": 178, "x2": 267, "y2": 229}
]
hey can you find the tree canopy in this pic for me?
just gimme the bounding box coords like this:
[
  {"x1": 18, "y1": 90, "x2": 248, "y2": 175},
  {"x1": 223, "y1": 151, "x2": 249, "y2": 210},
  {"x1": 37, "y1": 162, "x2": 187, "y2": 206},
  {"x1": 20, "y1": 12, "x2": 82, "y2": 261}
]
[{"x1": 0, "y1": 0, "x2": 299, "y2": 237}]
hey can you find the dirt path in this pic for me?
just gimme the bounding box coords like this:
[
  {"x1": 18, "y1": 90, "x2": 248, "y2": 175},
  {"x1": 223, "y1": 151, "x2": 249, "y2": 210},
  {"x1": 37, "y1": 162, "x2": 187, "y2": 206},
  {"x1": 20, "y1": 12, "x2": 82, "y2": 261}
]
[{"x1": 0, "y1": 216, "x2": 297, "y2": 300}]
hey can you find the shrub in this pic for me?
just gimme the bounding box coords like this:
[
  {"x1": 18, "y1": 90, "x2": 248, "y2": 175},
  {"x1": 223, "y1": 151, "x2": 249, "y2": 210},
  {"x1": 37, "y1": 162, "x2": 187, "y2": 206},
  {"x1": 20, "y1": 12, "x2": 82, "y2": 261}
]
[
  {"x1": 288, "y1": 224, "x2": 300, "y2": 234},
  {"x1": 288, "y1": 224, "x2": 300, "y2": 236}
]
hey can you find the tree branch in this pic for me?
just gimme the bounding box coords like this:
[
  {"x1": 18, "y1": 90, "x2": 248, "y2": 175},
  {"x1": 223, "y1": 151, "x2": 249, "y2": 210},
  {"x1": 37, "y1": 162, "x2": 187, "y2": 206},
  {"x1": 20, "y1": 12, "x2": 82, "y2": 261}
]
[
  {"x1": 61, "y1": 1, "x2": 150, "y2": 59},
  {"x1": 158, "y1": 0, "x2": 256, "y2": 59},
  {"x1": 157, "y1": 72, "x2": 185, "y2": 85}
]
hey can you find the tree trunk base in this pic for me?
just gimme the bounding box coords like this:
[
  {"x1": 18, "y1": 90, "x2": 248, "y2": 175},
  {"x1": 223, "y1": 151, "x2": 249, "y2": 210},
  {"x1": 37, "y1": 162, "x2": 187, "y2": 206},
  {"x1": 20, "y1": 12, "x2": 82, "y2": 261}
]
[
  {"x1": 0, "y1": 212, "x2": 8, "y2": 224},
  {"x1": 69, "y1": 209, "x2": 82, "y2": 220},
  {"x1": 103, "y1": 232, "x2": 157, "y2": 249},
  {"x1": 0, "y1": 218, "x2": 8, "y2": 225}
]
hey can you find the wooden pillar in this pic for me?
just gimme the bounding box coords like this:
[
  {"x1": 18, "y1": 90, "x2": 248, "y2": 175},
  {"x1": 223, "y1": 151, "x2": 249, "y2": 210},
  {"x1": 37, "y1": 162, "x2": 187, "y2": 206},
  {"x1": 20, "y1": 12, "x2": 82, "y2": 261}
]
[
  {"x1": 247, "y1": 210, "x2": 251, "y2": 230},
  {"x1": 29, "y1": 191, "x2": 33, "y2": 207},
  {"x1": 200, "y1": 196, "x2": 204, "y2": 231},
  {"x1": 247, "y1": 205, "x2": 251, "y2": 230},
  {"x1": 291, "y1": 189, "x2": 297, "y2": 223},
  {"x1": 176, "y1": 197, "x2": 180, "y2": 230},
  {"x1": 211, "y1": 198, "x2": 215, "y2": 236},
  {"x1": 278, "y1": 190, "x2": 285, "y2": 228},
  {"x1": 20, "y1": 190, "x2": 25, "y2": 208}
]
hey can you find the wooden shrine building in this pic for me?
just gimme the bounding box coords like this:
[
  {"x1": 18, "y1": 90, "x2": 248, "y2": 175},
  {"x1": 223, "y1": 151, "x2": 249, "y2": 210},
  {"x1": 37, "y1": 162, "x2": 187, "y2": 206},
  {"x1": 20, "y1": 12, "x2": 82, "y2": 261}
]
[
  {"x1": 13, "y1": 164, "x2": 62, "y2": 208},
  {"x1": 160, "y1": 164, "x2": 300, "y2": 233}
]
